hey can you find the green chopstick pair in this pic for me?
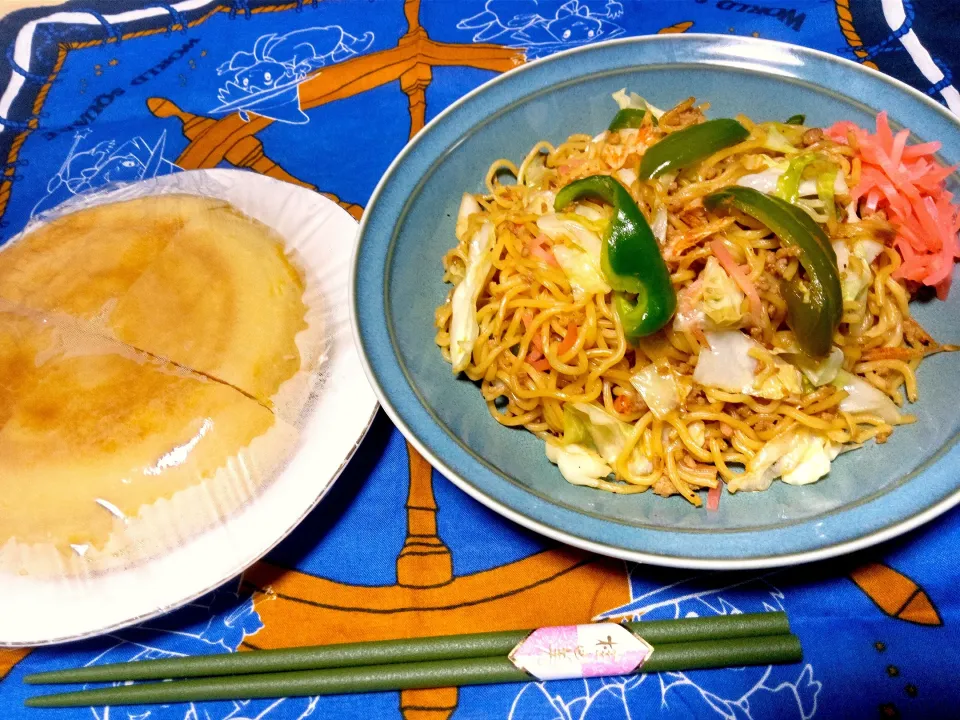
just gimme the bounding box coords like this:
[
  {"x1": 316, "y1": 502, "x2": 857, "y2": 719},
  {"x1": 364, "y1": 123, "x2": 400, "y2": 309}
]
[{"x1": 26, "y1": 612, "x2": 802, "y2": 708}]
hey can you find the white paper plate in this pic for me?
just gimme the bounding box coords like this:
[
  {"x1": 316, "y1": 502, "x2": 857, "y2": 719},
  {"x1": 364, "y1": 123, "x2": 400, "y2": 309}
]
[{"x1": 0, "y1": 170, "x2": 378, "y2": 646}]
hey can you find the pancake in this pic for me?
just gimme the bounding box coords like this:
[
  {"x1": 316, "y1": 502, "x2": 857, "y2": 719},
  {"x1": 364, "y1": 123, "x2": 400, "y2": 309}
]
[
  {"x1": 0, "y1": 193, "x2": 316, "y2": 576},
  {"x1": 107, "y1": 205, "x2": 309, "y2": 408},
  {"x1": 0, "y1": 195, "x2": 228, "y2": 319},
  {"x1": 0, "y1": 309, "x2": 54, "y2": 430},
  {"x1": 0, "y1": 195, "x2": 312, "y2": 408},
  {"x1": 0, "y1": 307, "x2": 296, "y2": 575}
]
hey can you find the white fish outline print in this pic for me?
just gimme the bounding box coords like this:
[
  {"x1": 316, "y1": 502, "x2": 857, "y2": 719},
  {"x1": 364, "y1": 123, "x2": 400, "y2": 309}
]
[
  {"x1": 31, "y1": 130, "x2": 177, "y2": 217},
  {"x1": 506, "y1": 569, "x2": 822, "y2": 720},
  {"x1": 458, "y1": 0, "x2": 624, "y2": 57},
  {"x1": 210, "y1": 25, "x2": 374, "y2": 124}
]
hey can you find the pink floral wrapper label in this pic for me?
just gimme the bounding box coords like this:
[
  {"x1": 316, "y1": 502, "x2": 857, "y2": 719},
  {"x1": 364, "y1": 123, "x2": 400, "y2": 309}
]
[{"x1": 508, "y1": 624, "x2": 654, "y2": 681}]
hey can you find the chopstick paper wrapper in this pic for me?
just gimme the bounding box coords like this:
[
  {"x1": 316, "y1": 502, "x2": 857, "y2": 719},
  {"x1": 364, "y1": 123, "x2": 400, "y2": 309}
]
[{"x1": 508, "y1": 623, "x2": 653, "y2": 680}]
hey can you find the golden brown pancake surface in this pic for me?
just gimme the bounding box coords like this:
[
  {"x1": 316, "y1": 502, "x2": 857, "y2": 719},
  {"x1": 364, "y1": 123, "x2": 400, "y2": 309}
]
[
  {"x1": 0, "y1": 195, "x2": 308, "y2": 406},
  {"x1": 0, "y1": 195, "x2": 226, "y2": 319},
  {"x1": 107, "y1": 205, "x2": 308, "y2": 406},
  {"x1": 0, "y1": 194, "x2": 312, "y2": 572},
  {"x1": 0, "y1": 307, "x2": 277, "y2": 556}
]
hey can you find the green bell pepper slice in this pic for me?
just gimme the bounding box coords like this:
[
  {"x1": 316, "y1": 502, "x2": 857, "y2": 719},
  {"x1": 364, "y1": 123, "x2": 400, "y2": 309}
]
[
  {"x1": 776, "y1": 185, "x2": 838, "y2": 264},
  {"x1": 704, "y1": 186, "x2": 842, "y2": 357},
  {"x1": 639, "y1": 119, "x2": 750, "y2": 179},
  {"x1": 608, "y1": 108, "x2": 657, "y2": 132},
  {"x1": 785, "y1": 114, "x2": 806, "y2": 125},
  {"x1": 555, "y1": 175, "x2": 676, "y2": 338}
]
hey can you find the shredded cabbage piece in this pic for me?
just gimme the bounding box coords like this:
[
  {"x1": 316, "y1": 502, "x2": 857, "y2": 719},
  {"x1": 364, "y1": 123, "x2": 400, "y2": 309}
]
[
  {"x1": 455, "y1": 193, "x2": 481, "y2": 241},
  {"x1": 572, "y1": 202, "x2": 605, "y2": 222},
  {"x1": 780, "y1": 434, "x2": 840, "y2": 486},
  {"x1": 837, "y1": 238, "x2": 885, "y2": 302},
  {"x1": 523, "y1": 154, "x2": 549, "y2": 187},
  {"x1": 845, "y1": 199, "x2": 859, "y2": 223},
  {"x1": 523, "y1": 190, "x2": 555, "y2": 215},
  {"x1": 805, "y1": 171, "x2": 848, "y2": 198},
  {"x1": 728, "y1": 428, "x2": 838, "y2": 492},
  {"x1": 630, "y1": 363, "x2": 680, "y2": 419},
  {"x1": 817, "y1": 166, "x2": 839, "y2": 221},
  {"x1": 552, "y1": 245, "x2": 610, "y2": 300},
  {"x1": 537, "y1": 213, "x2": 602, "y2": 257},
  {"x1": 611, "y1": 88, "x2": 665, "y2": 118},
  {"x1": 855, "y1": 239, "x2": 885, "y2": 265},
  {"x1": 537, "y1": 213, "x2": 609, "y2": 299},
  {"x1": 787, "y1": 346, "x2": 845, "y2": 386},
  {"x1": 562, "y1": 403, "x2": 652, "y2": 475},
  {"x1": 832, "y1": 370, "x2": 901, "y2": 423},
  {"x1": 651, "y1": 204, "x2": 668, "y2": 244},
  {"x1": 700, "y1": 257, "x2": 745, "y2": 329},
  {"x1": 545, "y1": 440, "x2": 613, "y2": 488},
  {"x1": 567, "y1": 402, "x2": 630, "y2": 463},
  {"x1": 760, "y1": 156, "x2": 791, "y2": 172},
  {"x1": 763, "y1": 126, "x2": 799, "y2": 155},
  {"x1": 449, "y1": 221, "x2": 495, "y2": 373},
  {"x1": 657, "y1": 171, "x2": 677, "y2": 192},
  {"x1": 615, "y1": 168, "x2": 638, "y2": 189},
  {"x1": 833, "y1": 240, "x2": 850, "y2": 273},
  {"x1": 737, "y1": 167, "x2": 847, "y2": 197},
  {"x1": 736, "y1": 168, "x2": 782, "y2": 195},
  {"x1": 795, "y1": 198, "x2": 830, "y2": 224},
  {"x1": 776, "y1": 154, "x2": 816, "y2": 201},
  {"x1": 694, "y1": 331, "x2": 803, "y2": 399},
  {"x1": 562, "y1": 403, "x2": 590, "y2": 446}
]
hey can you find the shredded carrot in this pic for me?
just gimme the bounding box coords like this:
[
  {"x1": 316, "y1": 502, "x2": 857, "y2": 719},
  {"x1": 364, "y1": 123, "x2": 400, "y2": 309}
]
[
  {"x1": 827, "y1": 112, "x2": 959, "y2": 296},
  {"x1": 558, "y1": 157, "x2": 585, "y2": 175},
  {"x1": 614, "y1": 394, "x2": 633, "y2": 414},
  {"x1": 557, "y1": 321, "x2": 579, "y2": 356},
  {"x1": 527, "y1": 234, "x2": 559, "y2": 267},
  {"x1": 710, "y1": 239, "x2": 763, "y2": 321},
  {"x1": 530, "y1": 357, "x2": 551, "y2": 372},
  {"x1": 524, "y1": 320, "x2": 576, "y2": 369},
  {"x1": 521, "y1": 311, "x2": 546, "y2": 356},
  {"x1": 692, "y1": 325, "x2": 709, "y2": 348},
  {"x1": 707, "y1": 481, "x2": 722, "y2": 512},
  {"x1": 532, "y1": 331, "x2": 544, "y2": 353}
]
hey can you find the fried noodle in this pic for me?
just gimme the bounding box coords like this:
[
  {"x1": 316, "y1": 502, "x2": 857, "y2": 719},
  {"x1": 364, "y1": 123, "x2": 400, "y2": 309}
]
[{"x1": 435, "y1": 97, "x2": 956, "y2": 506}]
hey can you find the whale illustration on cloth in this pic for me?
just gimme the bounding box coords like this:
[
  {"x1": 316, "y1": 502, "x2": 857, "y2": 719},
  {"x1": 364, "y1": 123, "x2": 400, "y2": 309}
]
[
  {"x1": 210, "y1": 25, "x2": 375, "y2": 124},
  {"x1": 458, "y1": 0, "x2": 624, "y2": 57},
  {"x1": 31, "y1": 130, "x2": 175, "y2": 218}
]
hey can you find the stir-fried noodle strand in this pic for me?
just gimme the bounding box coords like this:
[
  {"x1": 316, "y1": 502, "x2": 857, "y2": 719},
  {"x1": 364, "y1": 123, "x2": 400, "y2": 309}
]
[{"x1": 436, "y1": 97, "x2": 957, "y2": 506}]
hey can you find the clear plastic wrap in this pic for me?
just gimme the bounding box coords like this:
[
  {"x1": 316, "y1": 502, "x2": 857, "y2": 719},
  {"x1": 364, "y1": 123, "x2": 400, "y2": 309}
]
[
  {"x1": 0, "y1": 299, "x2": 300, "y2": 577},
  {"x1": 0, "y1": 170, "x2": 374, "y2": 645},
  {"x1": 0, "y1": 175, "x2": 325, "y2": 426}
]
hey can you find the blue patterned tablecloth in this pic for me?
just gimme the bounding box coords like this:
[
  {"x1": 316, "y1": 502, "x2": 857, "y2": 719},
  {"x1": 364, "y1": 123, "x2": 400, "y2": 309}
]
[{"x1": 0, "y1": 1, "x2": 958, "y2": 718}]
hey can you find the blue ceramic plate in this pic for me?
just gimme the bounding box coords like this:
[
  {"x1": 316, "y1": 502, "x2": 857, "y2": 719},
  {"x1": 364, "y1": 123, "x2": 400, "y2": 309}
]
[{"x1": 352, "y1": 35, "x2": 960, "y2": 569}]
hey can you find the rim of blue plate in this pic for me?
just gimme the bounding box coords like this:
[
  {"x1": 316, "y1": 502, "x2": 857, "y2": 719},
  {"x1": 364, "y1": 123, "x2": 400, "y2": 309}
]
[{"x1": 351, "y1": 34, "x2": 960, "y2": 570}]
